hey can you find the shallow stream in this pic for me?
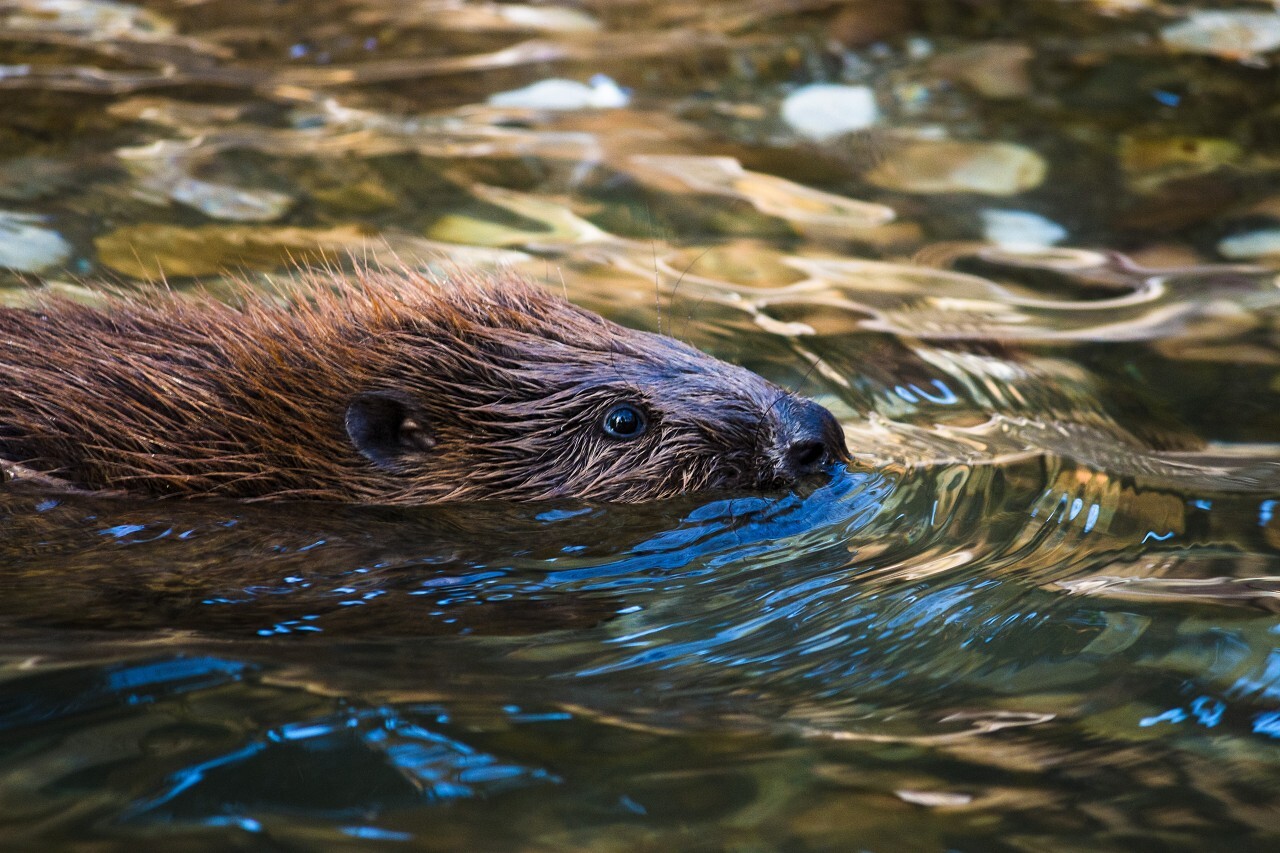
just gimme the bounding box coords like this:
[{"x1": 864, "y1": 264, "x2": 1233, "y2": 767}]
[{"x1": 2, "y1": 0, "x2": 1280, "y2": 848}]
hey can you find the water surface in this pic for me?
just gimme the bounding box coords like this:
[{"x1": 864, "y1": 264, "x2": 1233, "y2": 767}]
[{"x1": 2, "y1": 0, "x2": 1280, "y2": 848}]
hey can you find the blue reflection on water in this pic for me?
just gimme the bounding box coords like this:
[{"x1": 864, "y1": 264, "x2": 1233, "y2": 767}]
[
  {"x1": 105, "y1": 657, "x2": 247, "y2": 692},
  {"x1": 100, "y1": 523, "x2": 174, "y2": 543},
  {"x1": 544, "y1": 472, "x2": 890, "y2": 589},
  {"x1": 101, "y1": 524, "x2": 146, "y2": 538},
  {"x1": 126, "y1": 706, "x2": 558, "y2": 825},
  {"x1": 1191, "y1": 696, "x2": 1226, "y2": 727},
  {"x1": 342, "y1": 826, "x2": 412, "y2": 840},
  {"x1": 1253, "y1": 711, "x2": 1280, "y2": 738},
  {"x1": 1140, "y1": 707, "x2": 1188, "y2": 727},
  {"x1": 0, "y1": 656, "x2": 251, "y2": 731}
]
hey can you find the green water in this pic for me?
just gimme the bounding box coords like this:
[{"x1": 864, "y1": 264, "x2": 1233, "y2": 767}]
[{"x1": 2, "y1": 0, "x2": 1280, "y2": 849}]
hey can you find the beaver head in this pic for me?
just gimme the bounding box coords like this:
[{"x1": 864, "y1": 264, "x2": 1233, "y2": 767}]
[{"x1": 0, "y1": 269, "x2": 849, "y2": 504}]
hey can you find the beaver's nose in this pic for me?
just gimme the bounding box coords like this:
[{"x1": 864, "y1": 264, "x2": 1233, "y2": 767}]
[{"x1": 772, "y1": 395, "x2": 850, "y2": 481}]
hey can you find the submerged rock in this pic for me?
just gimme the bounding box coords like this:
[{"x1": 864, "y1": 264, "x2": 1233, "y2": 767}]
[
  {"x1": 629, "y1": 155, "x2": 896, "y2": 236},
  {"x1": 1218, "y1": 229, "x2": 1280, "y2": 261},
  {"x1": 94, "y1": 223, "x2": 369, "y2": 278},
  {"x1": 932, "y1": 42, "x2": 1033, "y2": 100},
  {"x1": 866, "y1": 140, "x2": 1046, "y2": 196},
  {"x1": 980, "y1": 209, "x2": 1067, "y2": 249},
  {"x1": 168, "y1": 178, "x2": 292, "y2": 222},
  {"x1": 117, "y1": 141, "x2": 293, "y2": 222},
  {"x1": 0, "y1": 211, "x2": 72, "y2": 273},
  {"x1": 1161, "y1": 10, "x2": 1280, "y2": 60},
  {"x1": 781, "y1": 84, "x2": 879, "y2": 141},
  {"x1": 2, "y1": 0, "x2": 174, "y2": 37},
  {"x1": 1119, "y1": 135, "x2": 1242, "y2": 193},
  {"x1": 488, "y1": 75, "x2": 628, "y2": 110}
]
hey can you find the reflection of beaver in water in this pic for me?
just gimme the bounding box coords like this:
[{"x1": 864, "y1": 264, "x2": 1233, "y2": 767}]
[{"x1": 0, "y1": 269, "x2": 848, "y2": 503}]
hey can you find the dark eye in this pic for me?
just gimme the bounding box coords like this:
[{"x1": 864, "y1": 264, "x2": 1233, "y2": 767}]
[{"x1": 601, "y1": 404, "x2": 647, "y2": 440}]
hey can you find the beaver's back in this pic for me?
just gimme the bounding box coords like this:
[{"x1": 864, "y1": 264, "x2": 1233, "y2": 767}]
[{"x1": 0, "y1": 286, "x2": 384, "y2": 498}]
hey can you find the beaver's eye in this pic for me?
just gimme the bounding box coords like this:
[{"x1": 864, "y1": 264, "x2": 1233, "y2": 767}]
[{"x1": 601, "y1": 404, "x2": 647, "y2": 440}]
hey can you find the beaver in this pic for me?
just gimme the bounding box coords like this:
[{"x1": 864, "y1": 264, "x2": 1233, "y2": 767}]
[{"x1": 0, "y1": 268, "x2": 849, "y2": 504}]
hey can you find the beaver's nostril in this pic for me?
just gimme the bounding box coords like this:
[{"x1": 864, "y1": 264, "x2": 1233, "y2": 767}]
[{"x1": 773, "y1": 395, "x2": 849, "y2": 482}]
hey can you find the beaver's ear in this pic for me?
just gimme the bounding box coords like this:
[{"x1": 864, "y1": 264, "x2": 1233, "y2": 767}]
[{"x1": 345, "y1": 391, "x2": 438, "y2": 470}]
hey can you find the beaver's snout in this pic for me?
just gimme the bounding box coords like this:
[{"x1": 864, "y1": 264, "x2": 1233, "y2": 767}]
[{"x1": 770, "y1": 396, "x2": 850, "y2": 484}]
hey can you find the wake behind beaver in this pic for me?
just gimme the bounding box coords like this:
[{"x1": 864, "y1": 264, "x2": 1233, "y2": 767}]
[{"x1": 0, "y1": 269, "x2": 849, "y2": 504}]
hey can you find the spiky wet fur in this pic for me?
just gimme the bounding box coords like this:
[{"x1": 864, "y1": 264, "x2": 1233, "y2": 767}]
[{"x1": 0, "y1": 269, "x2": 804, "y2": 504}]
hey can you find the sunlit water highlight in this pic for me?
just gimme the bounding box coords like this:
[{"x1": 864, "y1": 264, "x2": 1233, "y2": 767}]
[{"x1": 3, "y1": 0, "x2": 1280, "y2": 848}]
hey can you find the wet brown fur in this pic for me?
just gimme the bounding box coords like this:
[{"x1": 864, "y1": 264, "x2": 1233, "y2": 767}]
[{"x1": 0, "y1": 268, "x2": 842, "y2": 504}]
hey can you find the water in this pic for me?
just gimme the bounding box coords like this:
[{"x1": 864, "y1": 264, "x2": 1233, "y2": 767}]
[{"x1": 3, "y1": 0, "x2": 1280, "y2": 848}]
